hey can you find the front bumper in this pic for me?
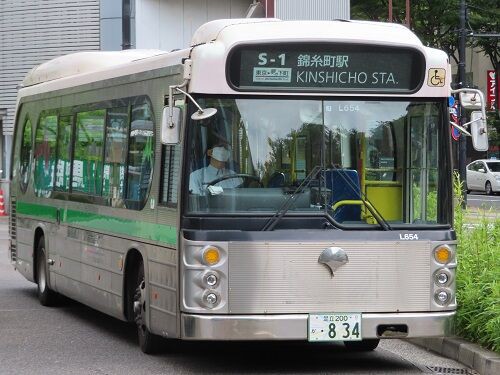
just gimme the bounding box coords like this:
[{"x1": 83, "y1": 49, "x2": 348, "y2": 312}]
[{"x1": 181, "y1": 311, "x2": 455, "y2": 340}]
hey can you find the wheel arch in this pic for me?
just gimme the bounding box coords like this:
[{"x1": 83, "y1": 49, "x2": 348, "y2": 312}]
[
  {"x1": 123, "y1": 247, "x2": 146, "y2": 322},
  {"x1": 33, "y1": 226, "x2": 46, "y2": 283}
]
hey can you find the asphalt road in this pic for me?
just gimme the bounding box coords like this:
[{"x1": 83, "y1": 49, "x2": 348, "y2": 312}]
[
  {"x1": 466, "y1": 192, "x2": 500, "y2": 211},
  {"x1": 0, "y1": 230, "x2": 473, "y2": 375}
]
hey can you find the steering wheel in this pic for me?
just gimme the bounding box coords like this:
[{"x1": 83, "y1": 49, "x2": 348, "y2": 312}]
[{"x1": 204, "y1": 173, "x2": 263, "y2": 188}]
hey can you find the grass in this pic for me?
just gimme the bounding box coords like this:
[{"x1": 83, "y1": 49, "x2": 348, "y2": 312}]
[{"x1": 453, "y1": 173, "x2": 500, "y2": 353}]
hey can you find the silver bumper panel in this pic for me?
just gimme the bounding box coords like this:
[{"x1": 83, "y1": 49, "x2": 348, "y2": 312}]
[{"x1": 181, "y1": 311, "x2": 455, "y2": 340}]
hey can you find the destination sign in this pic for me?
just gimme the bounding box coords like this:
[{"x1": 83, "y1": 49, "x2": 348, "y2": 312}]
[{"x1": 228, "y1": 44, "x2": 425, "y2": 92}]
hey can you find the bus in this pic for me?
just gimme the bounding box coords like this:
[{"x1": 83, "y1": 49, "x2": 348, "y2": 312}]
[{"x1": 10, "y1": 19, "x2": 488, "y2": 353}]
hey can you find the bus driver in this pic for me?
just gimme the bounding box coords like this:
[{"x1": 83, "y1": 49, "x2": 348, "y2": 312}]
[{"x1": 189, "y1": 143, "x2": 243, "y2": 195}]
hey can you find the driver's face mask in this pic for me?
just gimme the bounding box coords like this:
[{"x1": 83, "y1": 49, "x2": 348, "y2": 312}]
[{"x1": 211, "y1": 146, "x2": 231, "y2": 162}]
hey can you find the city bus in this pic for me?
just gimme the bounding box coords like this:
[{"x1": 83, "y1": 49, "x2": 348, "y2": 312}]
[{"x1": 9, "y1": 19, "x2": 488, "y2": 353}]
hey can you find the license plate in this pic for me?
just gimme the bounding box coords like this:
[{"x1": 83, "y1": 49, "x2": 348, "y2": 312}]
[{"x1": 308, "y1": 313, "x2": 362, "y2": 342}]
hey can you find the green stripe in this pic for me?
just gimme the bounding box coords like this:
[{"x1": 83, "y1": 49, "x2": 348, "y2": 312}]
[{"x1": 17, "y1": 201, "x2": 177, "y2": 246}]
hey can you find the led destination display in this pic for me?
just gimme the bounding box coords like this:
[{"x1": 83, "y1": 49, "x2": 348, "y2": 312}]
[{"x1": 228, "y1": 44, "x2": 425, "y2": 92}]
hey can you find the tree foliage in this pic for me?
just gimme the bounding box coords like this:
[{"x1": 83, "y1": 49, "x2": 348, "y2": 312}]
[
  {"x1": 467, "y1": 1, "x2": 499, "y2": 69},
  {"x1": 351, "y1": 0, "x2": 499, "y2": 69}
]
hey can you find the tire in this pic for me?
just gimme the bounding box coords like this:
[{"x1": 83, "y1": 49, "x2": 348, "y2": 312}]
[
  {"x1": 133, "y1": 260, "x2": 160, "y2": 353},
  {"x1": 485, "y1": 181, "x2": 493, "y2": 196},
  {"x1": 344, "y1": 339, "x2": 380, "y2": 351},
  {"x1": 36, "y1": 236, "x2": 57, "y2": 306}
]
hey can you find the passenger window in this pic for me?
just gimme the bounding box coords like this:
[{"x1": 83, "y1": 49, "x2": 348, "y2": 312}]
[
  {"x1": 103, "y1": 107, "x2": 129, "y2": 206},
  {"x1": 19, "y1": 117, "x2": 33, "y2": 192},
  {"x1": 72, "y1": 110, "x2": 105, "y2": 195},
  {"x1": 126, "y1": 102, "x2": 154, "y2": 209},
  {"x1": 55, "y1": 116, "x2": 73, "y2": 192},
  {"x1": 34, "y1": 114, "x2": 58, "y2": 197}
]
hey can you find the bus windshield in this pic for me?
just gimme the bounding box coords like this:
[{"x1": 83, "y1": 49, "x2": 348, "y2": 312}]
[{"x1": 185, "y1": 97, "x2": 447, "y2": 226}]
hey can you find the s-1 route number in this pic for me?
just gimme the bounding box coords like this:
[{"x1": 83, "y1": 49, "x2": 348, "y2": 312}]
[{"x1": 258, "y1": 53, "x2": 286, "y2": 66}]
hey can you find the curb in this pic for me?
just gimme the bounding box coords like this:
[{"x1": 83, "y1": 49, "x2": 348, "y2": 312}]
[{"x1": 409, "y1": 337, "x2": 500, "y2": 375}]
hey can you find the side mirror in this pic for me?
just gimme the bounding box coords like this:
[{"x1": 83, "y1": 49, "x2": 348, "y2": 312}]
[
  {"x1": 161, "y1": 106, "x2": 182, "y2": 145},
  {"x1": 470, "y1": 111, "x2": 488, "y2": 151},
  {"x1": 478, "y1": 168, "x2": 486, "y2": 173},
  {"x1": 459, "y1": 91, "x2": 483, "y2": 110}
]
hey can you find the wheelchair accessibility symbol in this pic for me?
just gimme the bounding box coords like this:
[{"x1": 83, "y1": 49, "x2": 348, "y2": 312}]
[{"x1": 427, "y1": 68, "x2": 446, "y2": 87}]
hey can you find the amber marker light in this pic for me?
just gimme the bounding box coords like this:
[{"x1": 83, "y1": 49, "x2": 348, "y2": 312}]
[
  {"x1": 202, "y1": 246, "x2": 221, "y2": 266},
  {"x1": 434, "y1": 246, "x2": 452, "y2": 264}
]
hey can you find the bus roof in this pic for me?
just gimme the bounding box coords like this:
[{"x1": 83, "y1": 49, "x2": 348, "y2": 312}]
[
  {"x1": 191, "y1": 18, "x2": 423, "y2": 48},
  {"x1": 18, "y1": 19, "x2": 447, "y2": 99},
  {"x1": 22, "y1": 49, "x2": 167, "y2": 87}
]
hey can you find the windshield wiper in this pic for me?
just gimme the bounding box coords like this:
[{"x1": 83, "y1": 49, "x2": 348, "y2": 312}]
[{"x1": 261, "y1": 166, "x2": 322, "y2": 231}]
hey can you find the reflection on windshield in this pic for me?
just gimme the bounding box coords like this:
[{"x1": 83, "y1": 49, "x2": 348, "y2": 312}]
[{"x1": 186, "y1": 98, "x2": 445, "y2": 226}]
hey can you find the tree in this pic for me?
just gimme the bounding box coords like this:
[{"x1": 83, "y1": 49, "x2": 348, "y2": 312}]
[
  {"x1": 351, "y1": 0, "x2": 499, "y2": 69},
  {"x1": 467, "y1": 1, "x2": 499, "y2": 70}
]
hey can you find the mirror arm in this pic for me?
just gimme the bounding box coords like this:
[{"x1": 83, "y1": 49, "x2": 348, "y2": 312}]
[
  {"x1": 450, "y1": 121, "x2": 472, "y2": 136},
  {"x1": 451, "y1": 88, "x2": 487, "y2": 120},
  {"x1": 168, "y1": 80, "x2": 189, "y2": 128},
  {"x1": 173, "y1": 87, "x2": 204, "y2": 113},
  {"x1": 460, "y1": 117, "x2": 485, "y2": 129}
]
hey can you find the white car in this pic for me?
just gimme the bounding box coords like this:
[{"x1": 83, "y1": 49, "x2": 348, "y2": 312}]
[{"x1": 466, "y1": 159, "x2": 500, "y2": 195}]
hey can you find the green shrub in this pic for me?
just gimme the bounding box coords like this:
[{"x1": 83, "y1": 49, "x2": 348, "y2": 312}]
[{"x1": 453, "y1": 173, "x2": 500, "y2": 353}]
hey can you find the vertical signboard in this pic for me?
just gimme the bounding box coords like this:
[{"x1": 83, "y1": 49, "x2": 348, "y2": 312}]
[{"x1": 486, "y1": 70, "x2": 496, "y2": 111}]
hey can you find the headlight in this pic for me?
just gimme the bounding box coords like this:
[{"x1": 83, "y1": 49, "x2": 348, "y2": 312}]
[
  {"x1": 434, "y1": 289, "x2": 452, "y2": 305},
  {"x1": 202, "y1": 291, "x2": 220, "y2": 307},
  {"x1": 203, "y1": 272, "x2": 219, "y2": 287},
  {"x1": 433, "y1": 268, "x2": 452, "y2": 286}
]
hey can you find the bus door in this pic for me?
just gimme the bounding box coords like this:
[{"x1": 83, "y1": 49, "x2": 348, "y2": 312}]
[
  {"x1": 360, "y1": 121, "x2": 403, "y2": 223},
  {"x1": 406, "y1": 104, "x2": 439, "y2": 223}
]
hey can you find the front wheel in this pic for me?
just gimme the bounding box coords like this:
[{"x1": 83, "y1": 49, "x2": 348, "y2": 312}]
[
  {"x1": 344, "y1": 339, "x2": 380, "y2": 351},
  {"x1": 133, "y1": 260, "x2": 161, "y2": 353},
  {"x1": 36, "y1": 236, "x2": 57, "y2": 306}
]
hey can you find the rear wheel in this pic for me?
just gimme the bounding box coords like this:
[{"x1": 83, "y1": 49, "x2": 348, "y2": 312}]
[
  {"x1": 485, "y1": 181, "x2": 493, "y2": 195},
  {"x1": 344, "y1": 339, "x2": 380, "y2": 351},
  {"x1": 133, "y1": 260, "x2": 160, "y2": 353},
  {"x1": 36, "y1": 236, "x2": 57, "y2": 306}
]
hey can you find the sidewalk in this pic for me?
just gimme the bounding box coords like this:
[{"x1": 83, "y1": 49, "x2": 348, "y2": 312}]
[{"x1": 410, "y1": 338, "x2": 499, "y2": 375}]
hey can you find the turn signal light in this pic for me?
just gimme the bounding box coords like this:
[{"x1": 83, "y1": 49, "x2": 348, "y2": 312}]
[
  {"x1": 434, "y1": 246, "x2": 452, "y2": 264},
  {"x1": 202, "y1": 246, "x2": 221, "y2": 266}
]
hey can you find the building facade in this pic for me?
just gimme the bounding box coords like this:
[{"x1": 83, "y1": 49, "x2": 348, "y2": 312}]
[{"x1": 0, "y1": 0, "x2": 101, "y2": 208}]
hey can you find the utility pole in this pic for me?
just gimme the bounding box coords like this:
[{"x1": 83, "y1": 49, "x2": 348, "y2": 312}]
[
  {"x1": 405, "y1": 0, "x2": 410, "y2": 28},
  {"x1": 458, "y1": 0, "x2": 467, "y2": 206}
]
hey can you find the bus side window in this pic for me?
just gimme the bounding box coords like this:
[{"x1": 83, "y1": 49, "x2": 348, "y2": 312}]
[
  {"x1": 126, "y1": 102, "x2": 154, "y2": 209},
  {"x1": 72, "y1": 110, "x2": 105, "y2": 195},
  {"x1": 19, "y1": 117, "x2": 33, "y2": 192},
  {"x1": 160, "y1": 144, "x2": 180, "y2": 207},
  {"x1": 103, "y1": 107, "x2": 128, "y2": 207},
  {"x1": 34, "y1": 113, "x2": 58, "y2": 197},
  {"x1": 55, "y1": 116, "x2": 73, "y2": 192}
]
